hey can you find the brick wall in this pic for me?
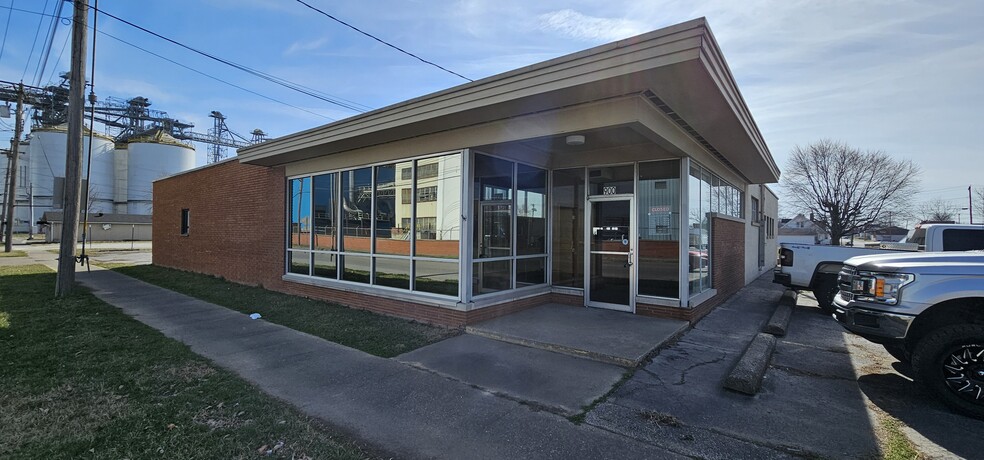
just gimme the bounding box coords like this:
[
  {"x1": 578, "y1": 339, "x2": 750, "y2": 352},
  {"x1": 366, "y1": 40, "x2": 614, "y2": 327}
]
[
  {"x1": 154, "y1": 160, "x2": 287, "y2": 288},
  {"x1": 692, "y1": 215, "x2": 746, "y2": 322}
]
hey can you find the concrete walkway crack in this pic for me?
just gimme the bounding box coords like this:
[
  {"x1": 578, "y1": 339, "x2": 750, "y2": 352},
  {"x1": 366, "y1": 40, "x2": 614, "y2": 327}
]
[
  {"x1": 400, "y1": 361, "x2": 573, "y2": 417},
  {"x1": 673, "y1": 354, "x2": 726, "y2": 386}
]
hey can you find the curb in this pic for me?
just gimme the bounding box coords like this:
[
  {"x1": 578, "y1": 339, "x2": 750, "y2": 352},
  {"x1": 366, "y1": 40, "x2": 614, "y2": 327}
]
[
  {"x1": 764, "y1": 304, "x2": 792, "y2": 337},
  {"x1": 723, "y1": 332, "x2": 777, "y2": 395},
  {"x1": 779, "y1": 289, "x2": 797, "y2": 306}
]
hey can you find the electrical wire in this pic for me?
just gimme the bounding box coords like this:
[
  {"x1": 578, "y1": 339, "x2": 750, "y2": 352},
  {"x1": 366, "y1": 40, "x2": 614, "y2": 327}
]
[
  {"x1": 0, "y1": 4, "x2": 351, "y2": 120},
  {"x1": 44, "y1": 26, "x2": 70, "y2": 84},
  {"x1": 31, "y1": 0, "x2": 64, "y2": 87},
  {"x1": 89, "y1": 3, "x2": 373, "y2": 113},
  {"x1": 20, "y1": 0, "x2": 50, "y2": 81},
  {"x1": 293, "y1": 0, "x2": 472, "y2": 83},
  {"x1": 0, "y1": 0, "x2": 14, "y2": 65},
  {"x1": 95, "y1": 29, "x2": 334, "y2": 121}
]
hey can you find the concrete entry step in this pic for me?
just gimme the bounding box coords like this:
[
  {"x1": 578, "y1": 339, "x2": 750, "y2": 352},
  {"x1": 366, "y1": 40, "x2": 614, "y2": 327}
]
[{"x1": 465, "y1": 304, "x2": 689, "y2": 367}]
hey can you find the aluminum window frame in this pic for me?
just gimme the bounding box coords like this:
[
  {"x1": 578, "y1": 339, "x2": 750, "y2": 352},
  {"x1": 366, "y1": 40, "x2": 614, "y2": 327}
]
[{"x1": 285, "y1": 150, "x2": 465, "y2": 299}]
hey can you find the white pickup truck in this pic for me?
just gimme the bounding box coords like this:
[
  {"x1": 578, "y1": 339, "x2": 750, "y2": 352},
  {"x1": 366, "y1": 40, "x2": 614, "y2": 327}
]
[{"x1": 774, "y1": 224, "x2": 984, "y2": 312}]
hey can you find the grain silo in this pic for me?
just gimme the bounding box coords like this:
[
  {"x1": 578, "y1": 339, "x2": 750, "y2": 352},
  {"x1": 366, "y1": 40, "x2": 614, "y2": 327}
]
[
  {"x1": 122, "y1": 130, "x2": 195, "y2": 215},
  {"x1": 23, "y1": 126, "x2": 115, "y2": 227}
]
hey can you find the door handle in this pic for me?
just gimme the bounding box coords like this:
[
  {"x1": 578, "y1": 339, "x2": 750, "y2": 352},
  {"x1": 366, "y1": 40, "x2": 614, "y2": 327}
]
[{"x1": 626, "y1": 249, "x2": 634, "y2": 267}]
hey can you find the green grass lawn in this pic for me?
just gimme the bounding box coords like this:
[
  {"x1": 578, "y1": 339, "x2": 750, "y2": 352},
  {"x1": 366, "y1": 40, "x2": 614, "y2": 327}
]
[
  {"x1": 0, "y1": 250, "x2": 27, "y2": 257},
  {"x1": 113, "y1": 265, "x2": 458, "y2": 358},
  {"x1": 0, "y1": 265, "x2": 373, "y2": 459}
]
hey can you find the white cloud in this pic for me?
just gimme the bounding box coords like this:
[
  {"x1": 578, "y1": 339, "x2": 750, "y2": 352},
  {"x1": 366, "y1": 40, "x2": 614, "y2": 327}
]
[
  {"x1": 537, "y1": 9, "x2": 647, "y2": 42},
  {"x1": 284, "y1": 37, "x2": 332, "y2": 56}
]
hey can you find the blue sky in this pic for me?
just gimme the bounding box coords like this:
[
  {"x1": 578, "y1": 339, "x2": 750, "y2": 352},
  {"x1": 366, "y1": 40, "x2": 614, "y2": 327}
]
[{"x1": 1, "y1": 0, "x2": 982, "y2": 221}]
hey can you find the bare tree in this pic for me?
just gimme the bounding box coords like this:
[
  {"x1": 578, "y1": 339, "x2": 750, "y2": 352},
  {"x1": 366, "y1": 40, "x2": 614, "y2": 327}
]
[
  {"x1": 972, "y1": 187, "x2": 984, "y2": 225},
  {"x1": 917, "y1": 198, "x2": 959, "y2": 223},
  {"x1": 782, "y1": 139, "x2": 920, "y2": 245}
]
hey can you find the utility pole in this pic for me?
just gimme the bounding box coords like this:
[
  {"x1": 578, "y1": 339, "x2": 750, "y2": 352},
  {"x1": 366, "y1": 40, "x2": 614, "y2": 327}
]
[
  {"x1": 56, "y1": 0, "x2": 88, "y2": 296},
  {"x1": 970, "y1": 186, "x2": 974, "y2": 225},
  {"x1": 27, "y1": 182, "x2": 33, "y2": 239},
  {"x1": 3, "y1": 83, "x2": 24, "y2": 253},
  {"x1": 1, "y1": 147, "x2": 10, "y2": 242}
]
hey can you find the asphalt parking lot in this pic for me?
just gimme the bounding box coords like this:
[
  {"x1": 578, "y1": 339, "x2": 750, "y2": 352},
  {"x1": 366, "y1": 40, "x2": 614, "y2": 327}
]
[{"x1": 588, "y1": 280, "x2": 984, "y2": 459}]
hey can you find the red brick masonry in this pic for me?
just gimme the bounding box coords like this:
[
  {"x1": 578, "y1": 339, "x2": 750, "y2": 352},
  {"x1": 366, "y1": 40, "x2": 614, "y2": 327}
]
[{"x1": 154, "y1": 161, "x2": 744, "y2": 327}]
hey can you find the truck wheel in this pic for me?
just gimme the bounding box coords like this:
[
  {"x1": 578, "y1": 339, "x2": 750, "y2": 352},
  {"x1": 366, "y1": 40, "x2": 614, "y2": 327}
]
[
  {"x1": 883, "y1": 343, "x2": 911, "y2": 364},
  {"x1": 911, "y1": 325, "x2": 984, "y2": 420},
  {"x1": 812, "y1": 275, "x2": 838, "y2": 314}
]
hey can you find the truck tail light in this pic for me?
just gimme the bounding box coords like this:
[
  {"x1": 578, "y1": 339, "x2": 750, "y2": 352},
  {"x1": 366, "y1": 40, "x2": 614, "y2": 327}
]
[{"x1": 779, "y1": 248, "x2": 794, "y2": 266}]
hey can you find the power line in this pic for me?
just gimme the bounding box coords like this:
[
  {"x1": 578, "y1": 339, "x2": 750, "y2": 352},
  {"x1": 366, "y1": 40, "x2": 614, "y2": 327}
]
[
  {"x1": 89, "y1": 3, "x2": 373, "y2": 113},
  {"x1": 95, "y1": 29, "x2": 335, "y2": 121},
  {"x1": 0, "y1": 0, "x2": 14, "y2": 65},
  {"x1": 20, "y1": 0, "x2": 50, "y2": 81},
  {"x1": 31, "y1": 0, "x2": 65, "y2": 86},
  {"x1": 294, "y1": 0, "x2": 472, "y2": 83},
  {"x1": 0, "y1": 4, "x2": 340, "y2": 121},
  {"x1": 44, "y1": 24, "x2": 70, "y2": 84}
]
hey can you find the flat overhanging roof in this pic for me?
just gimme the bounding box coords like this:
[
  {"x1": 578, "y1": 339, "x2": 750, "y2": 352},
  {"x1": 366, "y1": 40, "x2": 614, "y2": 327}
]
[{"x1": 238, "y1": 18, "x2": 779, "y2": 184}]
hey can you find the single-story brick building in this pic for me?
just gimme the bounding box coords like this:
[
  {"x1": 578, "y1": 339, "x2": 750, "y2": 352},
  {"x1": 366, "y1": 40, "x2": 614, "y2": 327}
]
[{"x1": 154, "y1": 18, "x2": 780, "y2": 327}]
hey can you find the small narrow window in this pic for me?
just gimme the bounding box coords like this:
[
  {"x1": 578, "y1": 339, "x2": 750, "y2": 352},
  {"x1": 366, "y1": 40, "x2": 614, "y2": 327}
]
[{"x1": 180, "y1": 208, "x2": 190, "y2": 235}]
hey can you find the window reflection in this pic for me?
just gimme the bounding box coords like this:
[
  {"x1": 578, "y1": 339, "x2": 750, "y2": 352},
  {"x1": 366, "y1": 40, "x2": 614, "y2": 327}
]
[
  {"x1": 313, "y1": 173, "x2": 336, "y2": 251},
  {"x1": 374, "y1": 256, "x2": 410, "y2": 289},
  {"x1": 287, "y1": 152, "x2": 463, "y2": 298},
  {"x1": 376, "y1": 163, "x2": 410, "y2": 256},
  {"x1": 686, "y1": 162, "x2": 742, "y2": 296},
  {"x1": 415, "y1": 154, "x2": 461, "y2": 258},
  {"x1": 517, "y1": 164, "x2": 547, "y2": 255},
  {"x1": 341, "y1": 168, "x2": 372, "y2": 253},
  {"x1": 289, "y1": 177, "x2": 311, "y2": 249},
  {"x1": 638, "y1": 160, "x2": 680, "y2": 298},
  {"x1": 473, "y1": 154, "x2": 514, "y2": 259},
  {"x1": 551, "y1": 168, "x2": 584, "y2": 288},
  {"x1": 415, "y1": 260, "x2": 459, "y2": 296}
]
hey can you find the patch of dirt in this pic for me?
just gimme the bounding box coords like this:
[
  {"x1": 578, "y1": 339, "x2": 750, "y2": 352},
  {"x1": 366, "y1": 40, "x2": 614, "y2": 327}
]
[
  {"x1": 192, "y1": 403, "x2": 252, "y2": 431},
  {"x1": 638, "y1": 410, "x2": 683, "y2": 428},
  {"x1": 164, "y1": 362, "x2": 217, "y2": 382}
]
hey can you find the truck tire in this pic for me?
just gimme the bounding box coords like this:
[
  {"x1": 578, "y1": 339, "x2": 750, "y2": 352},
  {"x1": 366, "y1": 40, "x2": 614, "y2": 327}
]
[
  {"x1": 812, "y1": 275, "x2": 838, "y2": 314},
  {"x1": 883, "y1": 343, "x2": 911, "y2": 364},
  {"x1": 911, "y1": 324, "x2": 984, "y2": 420}
]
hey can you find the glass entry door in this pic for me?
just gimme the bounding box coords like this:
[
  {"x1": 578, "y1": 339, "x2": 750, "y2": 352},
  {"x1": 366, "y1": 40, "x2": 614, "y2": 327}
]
[{"x1": 586, "y1": 198, "x2": 634, "y2": 311}]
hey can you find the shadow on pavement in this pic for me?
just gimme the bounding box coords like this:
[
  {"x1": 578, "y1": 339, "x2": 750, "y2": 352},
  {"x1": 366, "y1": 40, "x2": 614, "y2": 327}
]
[{"x1": 859, "y1": 368, "x2": 984, "y2": 458}]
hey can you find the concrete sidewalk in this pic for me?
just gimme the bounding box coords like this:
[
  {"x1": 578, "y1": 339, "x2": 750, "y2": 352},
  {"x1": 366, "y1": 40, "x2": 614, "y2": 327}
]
[{"x1": 69, "y1": 268, "x2": 678, "y2": 459}]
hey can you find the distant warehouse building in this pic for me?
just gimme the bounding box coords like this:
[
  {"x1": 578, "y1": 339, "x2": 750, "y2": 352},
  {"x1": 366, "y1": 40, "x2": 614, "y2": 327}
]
[
  {"x1": 153, "y1": 18, "x2": 780, "y2": 326},
  {"x1": 40, "y1": 211, "x2": 151, "y2": 243}
]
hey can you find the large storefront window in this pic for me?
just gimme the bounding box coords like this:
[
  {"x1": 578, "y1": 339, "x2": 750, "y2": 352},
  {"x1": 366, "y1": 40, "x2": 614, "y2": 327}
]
[
  {"x1": 473, "y1": 153, "x2": 547, "y2": 296},
  {"x1": 551, "y1": 168, "x2": 584, "y2": 288},
  {"x1": 288, "y1": 177, "x2": 311, "y2": 275},
  {"x1": 638, "y1": 160, "x2": 680, "y2": 298},
  {"x1": 688, "y1": 162, "x2": 744, "y2": 295},
  {"x1": 286, "y1": 151, "x2": 462, "y2": 297}
]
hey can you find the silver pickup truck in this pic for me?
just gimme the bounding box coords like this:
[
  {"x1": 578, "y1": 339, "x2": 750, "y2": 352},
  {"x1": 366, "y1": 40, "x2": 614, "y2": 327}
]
[
  {"x1": 833, "y1": 251, "x2": 984, "y2": 419},
  {"x1": 775, "y1": 224, "x2": 984, "y2": 312}
]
